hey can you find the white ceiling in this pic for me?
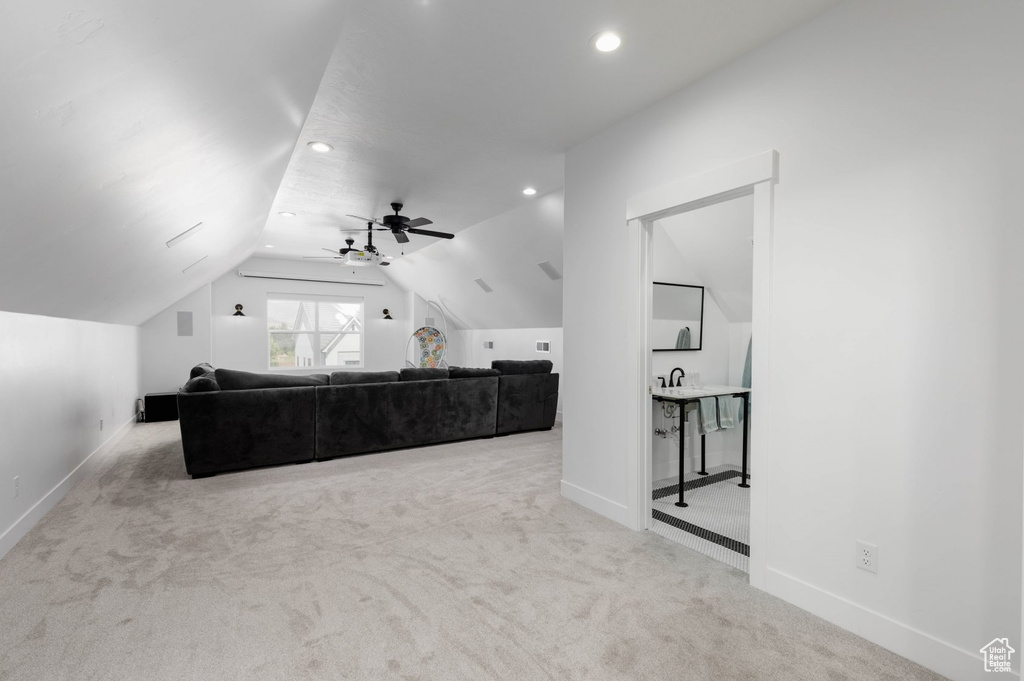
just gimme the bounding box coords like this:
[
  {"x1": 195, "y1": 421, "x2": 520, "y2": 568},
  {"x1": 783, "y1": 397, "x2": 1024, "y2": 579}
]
[
  {"x1": 0, "y1": 0, "x2": 840, "y2": 325},
  {"x1": 656, "y1": 194, "x2": 754, "y2": 322}
]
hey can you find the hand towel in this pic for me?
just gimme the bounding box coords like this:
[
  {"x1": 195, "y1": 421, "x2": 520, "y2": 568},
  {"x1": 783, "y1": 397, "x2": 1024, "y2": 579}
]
[
  {"x1": 698, "y1": 397, "x2": 719, "y2": 435},
  {"x1": 717, "y1": 396, "x2": 737, "y2": 429},
  {"x1": 675, "y1": 327, "x2": 691, "y2": 350}
]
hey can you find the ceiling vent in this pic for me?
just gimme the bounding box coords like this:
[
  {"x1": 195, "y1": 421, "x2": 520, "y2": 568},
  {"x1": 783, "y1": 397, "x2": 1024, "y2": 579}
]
[
  {"x1": 182, "y1": 256, "x2": 208, "y2": 273},
  {"x1": 474, "y1": 278, "x2": 494, "y2": 293},
  {"x1": 166, "y1": 222, "x2": 204, "y2": 248},
  {"x1": 537, "y1": 261, "x2": 562, "y2": 280}
]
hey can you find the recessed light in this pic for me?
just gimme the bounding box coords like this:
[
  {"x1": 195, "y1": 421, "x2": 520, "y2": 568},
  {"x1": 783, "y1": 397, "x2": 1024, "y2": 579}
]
[
  {"x1": 523, "y1": 187, "x2": 537, "y2": 196},
  {"x1": 592, "y1": 31, "x2": 621, "y2": 52},
  {"x1": 278, "y1": 211, "x2": 296, "y2": 217},
  {"x1": 307, "y1": 141, "x2": 333, "y2": 153},
  {"x1": 264, "y1": 244, "x2": 275, "y2": 248}
]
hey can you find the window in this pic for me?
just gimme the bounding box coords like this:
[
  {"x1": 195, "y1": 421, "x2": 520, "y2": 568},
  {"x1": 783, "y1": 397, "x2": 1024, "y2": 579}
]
[{"x1": 267, "y1": 295, "x2": 363, "y2": 369}]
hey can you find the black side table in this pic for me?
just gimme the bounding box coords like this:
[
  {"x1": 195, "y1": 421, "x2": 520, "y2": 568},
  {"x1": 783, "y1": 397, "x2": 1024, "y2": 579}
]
[{"x1": 144, "y1": 392, "x2": 179, "y2": 422}]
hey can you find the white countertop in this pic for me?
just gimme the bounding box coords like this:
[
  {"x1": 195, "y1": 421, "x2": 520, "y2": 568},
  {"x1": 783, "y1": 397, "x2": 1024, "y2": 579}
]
[{"x1": 651, "y1": 385, "x2": 750, "y2": 400}]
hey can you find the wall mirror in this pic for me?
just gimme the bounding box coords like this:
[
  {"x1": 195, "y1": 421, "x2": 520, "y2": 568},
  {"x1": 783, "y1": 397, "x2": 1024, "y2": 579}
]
[{"x1": 652, "y1": 282, "x2": 704, "y2": 351}]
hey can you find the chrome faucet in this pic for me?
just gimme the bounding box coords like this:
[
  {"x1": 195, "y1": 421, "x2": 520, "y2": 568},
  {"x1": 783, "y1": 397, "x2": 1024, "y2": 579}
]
[{"x1": 669, "y1": 367, "x2": 685, "y2": 387}]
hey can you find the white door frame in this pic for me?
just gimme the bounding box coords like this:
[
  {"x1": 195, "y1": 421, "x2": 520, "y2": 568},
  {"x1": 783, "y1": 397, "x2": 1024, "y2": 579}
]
[{"x1": 625, "y1": 150, "x2": 777, "y2": 590}]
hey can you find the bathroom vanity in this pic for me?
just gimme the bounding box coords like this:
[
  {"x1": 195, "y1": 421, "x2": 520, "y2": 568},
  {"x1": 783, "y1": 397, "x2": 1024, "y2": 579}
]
[{"x1": 651, "y1": 385, "x2": 751, "y2": 508}]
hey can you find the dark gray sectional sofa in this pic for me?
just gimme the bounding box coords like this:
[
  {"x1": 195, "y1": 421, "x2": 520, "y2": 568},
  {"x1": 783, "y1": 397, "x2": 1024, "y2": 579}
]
[{"x1": 177, "y1": 361, "x2": 558, "y2": 478}]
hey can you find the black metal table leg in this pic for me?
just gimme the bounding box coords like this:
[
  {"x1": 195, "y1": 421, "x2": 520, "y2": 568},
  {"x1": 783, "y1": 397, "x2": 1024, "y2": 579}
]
[
  {"x1": 675, "y1": 399, "x2": 688, "y2": 508},
  {"x1": 739, "y1": 393, "x2": 750, "y2": 488},
  {"x1": 699, "y1": 432, "x2": 708, "y2": 475}
]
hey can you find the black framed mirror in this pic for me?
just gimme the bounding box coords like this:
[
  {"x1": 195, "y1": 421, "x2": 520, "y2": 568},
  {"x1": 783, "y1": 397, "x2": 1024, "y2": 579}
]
[{"x1": 652, "y1": 282, "x2": 704, "y2": 351}]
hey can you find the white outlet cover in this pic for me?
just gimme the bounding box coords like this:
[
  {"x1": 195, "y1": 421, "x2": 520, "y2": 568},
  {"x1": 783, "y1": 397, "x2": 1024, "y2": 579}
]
[{"x1": 856, "y1": 540, "x2": 878, "y2": 573}]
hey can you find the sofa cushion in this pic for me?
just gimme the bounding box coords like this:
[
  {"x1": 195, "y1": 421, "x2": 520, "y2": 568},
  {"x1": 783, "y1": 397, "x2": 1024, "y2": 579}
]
[
  {"x1": 190, "y1": 362, "x2": 215, "y2": 379},
  {"x1": 491, "y1": 360, "x2": 553, "y2": 375},
  {"x1": 182, "y1": 376, "x2": 220, "y2": 393},
  {"x1": 449, "y1": 366, "x2": 500, "y2": 379},
  {"x1": 330, "y1": 370, "x2": 400, "y2": 385},
  {"x1": 214, "y1": 368, "x2": 329, "y2": 391},
  {"x1": 399, "y1": 367, "x2": 449, "y2": 382}
]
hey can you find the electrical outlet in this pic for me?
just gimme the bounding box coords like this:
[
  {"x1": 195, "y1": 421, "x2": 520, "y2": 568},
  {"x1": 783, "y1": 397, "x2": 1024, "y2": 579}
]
[
  {"x1": 856, "y1": 540, "x2": 878, "y2": 573},
  {"x1": 13, "y1": 476, "x2": 19, "y2": 498},
  {"x1": 99, "y1": 419, "x2": 104, "y2": 431}
]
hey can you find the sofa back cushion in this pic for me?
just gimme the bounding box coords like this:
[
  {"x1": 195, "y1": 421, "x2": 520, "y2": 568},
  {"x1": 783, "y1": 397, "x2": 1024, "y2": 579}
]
[
  {"x1": 190, "y1": 362, "x2": 215, "y2": 379},
  {"x1": 399, "y1": 367, "x2": 449, "y2": 382},
  {"x1": 182, "y1": 376, "x2": 220, "y2": 393},
  {"x1": 214, "y1": 368, "x2": 329, "y2": 391},
  {"x1": 330, "y1": 370, "x2": 400, "y2": 385},
  {"x1": 449, "y1": 366, "x2": 500, "y2": 379},
  {"x1": 491, "y1": 359, "x2": 553, "y2": 375}
]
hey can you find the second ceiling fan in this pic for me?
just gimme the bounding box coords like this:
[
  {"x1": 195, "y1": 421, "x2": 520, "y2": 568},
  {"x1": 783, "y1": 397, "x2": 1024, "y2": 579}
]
[{"x1": 346, "y1": 202, "x2": 454, "y2": 244}]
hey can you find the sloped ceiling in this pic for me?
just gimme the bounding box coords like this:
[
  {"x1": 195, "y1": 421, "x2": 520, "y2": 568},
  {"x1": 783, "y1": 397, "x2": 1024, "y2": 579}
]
[
  {"x1": 656, "y1": 195, "x2": 754, "y2": 322},
  {"x1": 0, "y1": 0, "x2": 352, "y2": 324},
  {"x1": 258, "y1": 0, "x2": 842, "y2": 265},
  {"x1": 0, "y1": 0, "x2": 841, "y2": 327},
  {"x1": 384, "y1": 191, "x2": 564, "y2": 330}
]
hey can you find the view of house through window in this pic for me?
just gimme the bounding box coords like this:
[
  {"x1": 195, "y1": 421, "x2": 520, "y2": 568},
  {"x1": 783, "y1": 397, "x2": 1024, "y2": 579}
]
[{"x1": 267, "y1": 295, "x2": 363, "y2": 369}]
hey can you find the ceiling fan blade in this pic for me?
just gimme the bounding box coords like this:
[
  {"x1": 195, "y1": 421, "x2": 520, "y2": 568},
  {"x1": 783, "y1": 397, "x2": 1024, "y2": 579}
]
[
  {"x1": 403, "y1": 217, "x2": 433, "y2": 229},
  {"x1": 303, "y1": 256, "x2": 344, "y2": 259},
  {"x1": 392, "y1": 230, "x2": 410, "y2": 244},
  {"x1": 322, "y1": 248, "x2": 340, "y2": 255},
  {"x1": 407, "y1": 228, "x2": 455, "y2": 239}
]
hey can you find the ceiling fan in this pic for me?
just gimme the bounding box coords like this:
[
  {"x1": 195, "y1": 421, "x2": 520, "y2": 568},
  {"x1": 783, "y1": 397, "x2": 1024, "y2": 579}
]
[
  {"x1": 304, "y1": 225, "x2": 393, "y2": 266},
  {"x1": 346, "y1": 202, "x2": 454, "y2": 244}
]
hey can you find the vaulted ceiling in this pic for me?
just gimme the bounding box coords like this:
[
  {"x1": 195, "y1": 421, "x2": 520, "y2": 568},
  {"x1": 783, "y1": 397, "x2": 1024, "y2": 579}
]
[{"x1": 0, "y1": 0, "x2": 841, "y2": 326}]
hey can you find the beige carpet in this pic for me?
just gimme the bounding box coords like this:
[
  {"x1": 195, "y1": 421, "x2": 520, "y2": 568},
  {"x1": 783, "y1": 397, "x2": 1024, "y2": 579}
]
[{"x1": 0, "y1": 423, "x2": 945, "y2": 680}]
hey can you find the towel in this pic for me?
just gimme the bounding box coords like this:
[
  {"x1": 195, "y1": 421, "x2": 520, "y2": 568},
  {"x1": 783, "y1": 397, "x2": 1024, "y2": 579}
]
[
  {"x1": 740, "y1": 335, "x2": 752, "y2": 422},
  {"x1": 717, "y1": 396, "x2": 737, "y2": 429},
  {"x1": 698, "y1": 397, "x2": 719, "y2": 435},
  {"x1": 675, "y1": 327, "x2": 691, "y2": 350}
]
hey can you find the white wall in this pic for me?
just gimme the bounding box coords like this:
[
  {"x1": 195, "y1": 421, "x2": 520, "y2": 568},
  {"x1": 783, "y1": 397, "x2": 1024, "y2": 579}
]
[
  {"x1": 563, "y1": 2, "x2": 1023, "y2": 679},
  {"x1": 212, "y1": 258, "x2": 409, "y2": 375},
  {"x1": 0, "y1": 311, "x2": 139, "y2": 559},
  {"x1": 140, "y1": 284, "x2": 212, "y2": 394},
  {"x1": 140, "y1": 257, "x2": 411, "y2": 382}
]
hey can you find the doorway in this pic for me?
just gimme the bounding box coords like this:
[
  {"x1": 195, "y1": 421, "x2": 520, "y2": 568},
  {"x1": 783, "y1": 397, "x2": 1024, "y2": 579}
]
[
  {"x1": 648, "y1": 194, "x2": 754, "y2": 571},
  {"x1": 626, "y1": 151, "x2": 776, "y2": 588}
]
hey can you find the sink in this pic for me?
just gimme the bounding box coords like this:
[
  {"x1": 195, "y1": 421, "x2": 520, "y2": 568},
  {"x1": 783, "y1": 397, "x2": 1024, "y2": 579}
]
[{"x1": 655, "y1": 387, "x2": 706, "y2": 397}]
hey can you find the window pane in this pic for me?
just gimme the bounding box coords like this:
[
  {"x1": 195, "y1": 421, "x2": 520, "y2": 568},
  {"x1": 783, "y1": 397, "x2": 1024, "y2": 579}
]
[
  {"x1": 318, "y1": 301, "x2": 361, "y2": 367},
  {"x1": 269, "y1": 332, "x2": 312, "y2": 368},
  {"x1": 267, "y1": 299, "x2": 312, "y2": 332}
]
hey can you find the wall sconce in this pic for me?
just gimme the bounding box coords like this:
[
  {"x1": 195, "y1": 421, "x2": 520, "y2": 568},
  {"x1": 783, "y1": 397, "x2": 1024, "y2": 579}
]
[
  {"x1": 232, "y1": 304, "x2": 245, "y2": 317},
  {"x1": 382, "y1": 308, "x2": 393, "y2": 320}
]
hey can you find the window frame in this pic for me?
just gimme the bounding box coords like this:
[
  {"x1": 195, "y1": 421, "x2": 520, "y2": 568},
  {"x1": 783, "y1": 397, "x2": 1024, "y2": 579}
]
[{"x1": 266, "y1": 293, "x2": 364, "y2": 371}]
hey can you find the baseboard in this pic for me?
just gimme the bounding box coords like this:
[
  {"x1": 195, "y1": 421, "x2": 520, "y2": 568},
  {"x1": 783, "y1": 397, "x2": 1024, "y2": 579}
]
[
  {"x1": 0, "y1": 415, "x2": 137, "y2": 561},
  {"x1": 555, "y1": 410, "x2": 563, "y2": 423},
  {"x1": 765, "y1": 568, "x2": 1008, "y2": 681},
  {"x1": 560, "y1": 480, "x2": 631, "y2": 526}
]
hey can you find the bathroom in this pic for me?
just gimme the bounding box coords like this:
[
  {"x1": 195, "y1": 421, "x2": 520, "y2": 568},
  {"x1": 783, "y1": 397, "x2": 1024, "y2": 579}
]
[{"x1": 649, "y1": 193, "x2": 753, "y2": 571}]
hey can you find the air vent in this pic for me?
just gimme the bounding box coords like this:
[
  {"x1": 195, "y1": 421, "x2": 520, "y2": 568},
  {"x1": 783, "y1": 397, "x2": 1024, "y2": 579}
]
[
  {"x1": 177, "y1": 311, "x2": 193, "y2": 337},
  {"x1": 536, "y1": 340, "x2": 551, "y2": 353},
  {"x1": 474, "y1": 278, "x2": 493, "y2": 293},
  {"x1": 537, "y1": 261, "x2": 562, "y2": 281},
  {"x1": 483, "y1": 341, "x2": 494, "y2": 350},
  {"x1": 166, "y1": 222, "x2": 204, "y2": 248},
  {"x1": 182, "y1": 256, "x2": 208, "y2": 273}
]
